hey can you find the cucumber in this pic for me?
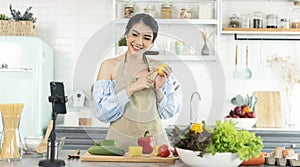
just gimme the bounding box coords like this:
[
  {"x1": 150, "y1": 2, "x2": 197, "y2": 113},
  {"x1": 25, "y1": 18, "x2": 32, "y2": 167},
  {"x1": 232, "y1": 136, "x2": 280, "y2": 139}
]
[
  {"x1": 88, "y1": 145, "x2": 125, "y2": 156},
  {"x1": 98, "y1": 139, "x2": 116, "y2": 146}
]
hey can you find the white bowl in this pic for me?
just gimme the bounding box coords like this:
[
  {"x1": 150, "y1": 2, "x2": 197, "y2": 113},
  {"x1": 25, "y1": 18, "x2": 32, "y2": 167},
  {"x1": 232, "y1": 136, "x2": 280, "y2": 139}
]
[
  {"x1": 176, "y1": 147, "x2": 242, "y2": 167},
  {"x1": 224, "y1": 118, "x2": 257, "y2": 129}
]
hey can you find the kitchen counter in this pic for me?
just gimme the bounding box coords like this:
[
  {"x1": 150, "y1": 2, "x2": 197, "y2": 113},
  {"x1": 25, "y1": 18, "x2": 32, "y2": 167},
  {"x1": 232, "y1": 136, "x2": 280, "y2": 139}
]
[
  {"x1": 0, "y1": 150, "x2": 187, "y2": 167},
  {"x1": 0, "y1": 150, "x2": 284, "y2": 167}
]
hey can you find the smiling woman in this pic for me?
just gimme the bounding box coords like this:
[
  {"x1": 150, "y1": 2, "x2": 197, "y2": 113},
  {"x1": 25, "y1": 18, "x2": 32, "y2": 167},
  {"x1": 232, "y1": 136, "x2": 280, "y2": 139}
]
[{"x1": 92, "y1": 13, "x2": 181, "y2": 151}]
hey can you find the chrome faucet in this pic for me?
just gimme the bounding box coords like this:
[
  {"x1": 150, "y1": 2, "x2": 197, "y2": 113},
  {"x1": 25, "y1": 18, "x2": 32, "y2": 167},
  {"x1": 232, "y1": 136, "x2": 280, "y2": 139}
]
[{"x1": 190, "y1": 91, "x2": 201, "y2": 125}]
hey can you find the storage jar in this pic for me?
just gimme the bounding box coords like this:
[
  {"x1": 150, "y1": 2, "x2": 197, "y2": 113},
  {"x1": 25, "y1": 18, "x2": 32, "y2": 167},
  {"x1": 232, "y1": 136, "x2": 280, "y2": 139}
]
[
  {"x1": 253, "y1": 11, "x2": 263, "y2": 28},
  {"x1": 161, "y1": 0, "x2": 172, "y2": 19},
  {"x1": 229, "y1": 14, "x2": 240, "y2": 28},
  {"x1": 266, "y1": 14, "x2": 278, "y2": 28}
]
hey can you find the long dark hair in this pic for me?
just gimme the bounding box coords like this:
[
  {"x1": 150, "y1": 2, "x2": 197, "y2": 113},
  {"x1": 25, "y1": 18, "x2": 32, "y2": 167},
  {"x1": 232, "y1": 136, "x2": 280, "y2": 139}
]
[{"x1": 124, "y1": 13, "x2": 158, "y2": 43}]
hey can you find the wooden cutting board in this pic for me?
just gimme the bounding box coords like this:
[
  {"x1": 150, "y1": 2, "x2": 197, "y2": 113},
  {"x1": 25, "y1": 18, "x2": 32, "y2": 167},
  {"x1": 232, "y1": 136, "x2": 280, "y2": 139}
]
[
  {"x1": 81, "y1": 152, "x2": 176, "y2": 163},
  {"x1": 253, "y1": 91, "x2": 282, "y2": 128}
]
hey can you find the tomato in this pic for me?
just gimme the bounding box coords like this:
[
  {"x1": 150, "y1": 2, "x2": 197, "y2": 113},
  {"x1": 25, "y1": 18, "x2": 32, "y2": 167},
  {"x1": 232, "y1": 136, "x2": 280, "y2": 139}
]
[{"x1": 158, "y1": 144, "x2": 170, "y2": 157}]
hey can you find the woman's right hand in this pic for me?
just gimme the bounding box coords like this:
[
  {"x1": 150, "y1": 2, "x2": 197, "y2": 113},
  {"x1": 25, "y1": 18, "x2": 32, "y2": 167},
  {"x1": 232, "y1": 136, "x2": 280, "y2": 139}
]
[{"x1": 126, "y1": 70, "x2": 155, "y2": 97}]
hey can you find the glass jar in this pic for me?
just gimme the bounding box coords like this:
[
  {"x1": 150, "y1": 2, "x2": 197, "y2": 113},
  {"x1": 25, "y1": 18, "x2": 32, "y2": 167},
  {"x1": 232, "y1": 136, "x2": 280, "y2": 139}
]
[
  {"x1": 253, "y1": 11, "x2": 263, "y2": 28},
  {"x1": 266, "y1": 14, "x2": 278, "y2": 28},
  {"x1": 144, "y1": 4, "x2": 155, "y2": 18},
  {"x1": 0, "y1": 104, "x2": 24, "y2": 161},
  {"x1": 229, "y1": 14, "x2": 240, "y2": 28},
  {"x1": 290, "y1": 7, "x2": 300, "y2": 28},
  {"x1": 280, "y1": 18, "x2": 290, "y2": 28},
  {"x1": 161, "y1": 0, "x2": 172, "y2": 19},
  {"x1": 240, "y1": 14, "x2": 250, "y2": 28},
  {"x1": 124, "y1": 1, "x2": 134, "y2": 18}
]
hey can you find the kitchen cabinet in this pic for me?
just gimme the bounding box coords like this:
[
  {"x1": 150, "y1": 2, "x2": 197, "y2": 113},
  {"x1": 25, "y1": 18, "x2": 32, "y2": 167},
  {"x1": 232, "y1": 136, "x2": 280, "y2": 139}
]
[
  {"x1": 112, "y1": 0, "x2": 220, "y2": 61},
  {"x1": 56, "y1": 126, "x2": 300, "y2": 153}
]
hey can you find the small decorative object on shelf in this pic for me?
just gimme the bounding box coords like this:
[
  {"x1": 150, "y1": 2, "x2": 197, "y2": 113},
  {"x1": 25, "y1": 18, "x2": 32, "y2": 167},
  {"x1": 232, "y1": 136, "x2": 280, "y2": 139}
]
[
  {"x1": 144, "y1": 4, "x2": 155, "y2": 18},
  {"x1": 280, "y1": 18, "x2": 290, "y2": 29},
  {"x1": 160, "y1": 0, "x2": 172, "y2": 19},
  {"x1": 124, "y1": 1, "x2": 134, "y2": 18},
  {"x1": 175, "y1": 41, "x2": 185, "y2": 55},
  {"x1": 200, "y1": 29, "x2": 213, "y2": 56},
  {"x1": 180, "y1": 6, "x2": 192, "y2": 19}
]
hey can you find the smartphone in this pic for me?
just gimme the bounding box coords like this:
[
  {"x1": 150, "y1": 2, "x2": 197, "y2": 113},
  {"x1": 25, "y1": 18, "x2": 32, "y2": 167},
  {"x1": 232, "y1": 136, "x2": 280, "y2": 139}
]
[{"x1": 50, "y1": 81, "x2": 67, "y2": 114}]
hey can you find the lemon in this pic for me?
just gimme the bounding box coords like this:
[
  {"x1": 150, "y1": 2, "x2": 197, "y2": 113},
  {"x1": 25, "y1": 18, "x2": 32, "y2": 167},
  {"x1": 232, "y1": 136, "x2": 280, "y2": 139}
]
[
  {"x1": 157, "y1": 64, "x2": 167, "y2": 76},
  {"x1": 190, "y1": 123, "x2": 203, "y2": 134}
]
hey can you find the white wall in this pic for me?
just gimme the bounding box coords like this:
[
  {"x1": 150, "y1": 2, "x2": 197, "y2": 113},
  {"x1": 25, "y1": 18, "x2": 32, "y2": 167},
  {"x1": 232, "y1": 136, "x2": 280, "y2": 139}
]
[{"x1": 1, "y1": 0, "x2": 299, "y2": 128}]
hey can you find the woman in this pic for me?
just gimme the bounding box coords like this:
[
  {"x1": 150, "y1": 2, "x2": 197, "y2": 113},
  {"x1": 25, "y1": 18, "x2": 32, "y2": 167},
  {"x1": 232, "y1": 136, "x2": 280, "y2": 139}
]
[{"x1": 93, "y1": 13, "x2": 181, "y2": 150}]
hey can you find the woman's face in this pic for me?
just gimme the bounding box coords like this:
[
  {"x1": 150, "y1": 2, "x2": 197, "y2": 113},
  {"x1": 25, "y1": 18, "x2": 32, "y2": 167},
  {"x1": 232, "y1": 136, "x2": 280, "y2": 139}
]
[{"x1": 126, "y1": 22, "x2": 154, "y2": 56}]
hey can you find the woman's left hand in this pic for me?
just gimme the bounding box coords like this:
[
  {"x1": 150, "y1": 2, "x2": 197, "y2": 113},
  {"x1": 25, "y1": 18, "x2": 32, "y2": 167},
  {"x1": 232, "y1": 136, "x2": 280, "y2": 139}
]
[{"x1": 154, "y1": 64, "x2": 172, "y2": 89}]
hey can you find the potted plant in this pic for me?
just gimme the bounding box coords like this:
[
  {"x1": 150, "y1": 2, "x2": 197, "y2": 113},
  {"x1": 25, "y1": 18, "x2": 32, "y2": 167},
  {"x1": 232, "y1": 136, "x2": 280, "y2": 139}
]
[
  {"x1": 117, "y1": 37, "x2": 127, "y2": 54},
  {"x1": 0, "y1": 5, "x2": 36, "y2": 36}
]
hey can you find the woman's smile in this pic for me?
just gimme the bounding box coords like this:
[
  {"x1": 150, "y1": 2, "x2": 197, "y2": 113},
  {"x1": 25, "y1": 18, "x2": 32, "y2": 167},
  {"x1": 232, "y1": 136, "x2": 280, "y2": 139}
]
[{"x1": 126, "y1": 22, "x2": 153, "y2": 55}]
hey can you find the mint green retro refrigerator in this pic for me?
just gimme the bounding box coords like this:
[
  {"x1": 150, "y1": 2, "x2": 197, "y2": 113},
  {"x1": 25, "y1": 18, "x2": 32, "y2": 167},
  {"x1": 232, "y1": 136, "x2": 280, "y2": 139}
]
[{"x1": 0, "y1": 36, "x2": 54, "y2": 139}]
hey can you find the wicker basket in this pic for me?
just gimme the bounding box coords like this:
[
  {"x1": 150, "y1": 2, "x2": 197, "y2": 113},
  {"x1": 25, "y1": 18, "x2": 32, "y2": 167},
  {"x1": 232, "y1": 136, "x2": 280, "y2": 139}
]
[{"x1": 0, "y1": 20, "x2": 36, "y2": 36}]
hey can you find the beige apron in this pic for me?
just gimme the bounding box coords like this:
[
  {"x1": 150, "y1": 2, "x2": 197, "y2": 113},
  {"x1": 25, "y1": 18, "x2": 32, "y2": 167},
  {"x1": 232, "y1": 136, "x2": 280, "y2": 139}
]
[{"x1": 106, "y1": 54, "x2": 169, "y2": 151}]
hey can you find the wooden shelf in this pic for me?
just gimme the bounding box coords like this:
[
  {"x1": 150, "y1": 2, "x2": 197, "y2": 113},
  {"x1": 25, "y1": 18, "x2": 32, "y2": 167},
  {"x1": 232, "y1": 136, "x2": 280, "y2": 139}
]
[
  {"x1": 147, "y1": 55, "x2": 217, "y2": 61},
  {"x1": 222, "y1": 27, "x2": 300, "y2": 35}
]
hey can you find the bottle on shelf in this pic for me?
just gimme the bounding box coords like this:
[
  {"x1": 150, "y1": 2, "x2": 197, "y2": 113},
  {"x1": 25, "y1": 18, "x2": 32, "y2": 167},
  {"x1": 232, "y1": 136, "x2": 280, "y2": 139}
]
[{"x1": 290, "y1": 7, "x2": 300, "y2": 28}]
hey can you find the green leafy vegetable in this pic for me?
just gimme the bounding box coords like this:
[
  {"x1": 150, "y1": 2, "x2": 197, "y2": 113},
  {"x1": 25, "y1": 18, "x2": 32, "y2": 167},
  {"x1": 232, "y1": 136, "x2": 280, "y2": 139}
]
[{"x1": 207, "y1": 120, "x2": 263, "y2": 160}]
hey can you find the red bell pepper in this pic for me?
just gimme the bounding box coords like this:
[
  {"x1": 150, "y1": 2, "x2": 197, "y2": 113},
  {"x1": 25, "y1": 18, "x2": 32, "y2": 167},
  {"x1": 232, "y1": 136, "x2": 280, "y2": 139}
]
[{"x1": 137, "y1": 130, "x2": 155, "y2": 154}]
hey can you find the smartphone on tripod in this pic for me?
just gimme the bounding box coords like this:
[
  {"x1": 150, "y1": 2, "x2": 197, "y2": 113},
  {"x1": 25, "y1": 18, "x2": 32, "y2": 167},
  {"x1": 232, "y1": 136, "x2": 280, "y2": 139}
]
[{"x1": 49, "y1": 81, "x2": 67, "y2": 114}]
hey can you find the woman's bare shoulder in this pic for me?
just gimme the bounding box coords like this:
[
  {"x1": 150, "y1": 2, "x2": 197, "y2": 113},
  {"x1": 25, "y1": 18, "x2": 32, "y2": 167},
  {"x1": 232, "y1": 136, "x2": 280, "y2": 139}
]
[{"x1": 97, "y1": 55, "x2": 123, "y2": 80}]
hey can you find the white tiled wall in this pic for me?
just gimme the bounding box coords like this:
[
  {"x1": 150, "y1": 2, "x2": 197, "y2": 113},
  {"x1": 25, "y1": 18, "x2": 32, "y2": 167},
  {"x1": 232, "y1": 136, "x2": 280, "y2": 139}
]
[{"x1": 0, "y1": 0, "x2": 112, "y2": 95}]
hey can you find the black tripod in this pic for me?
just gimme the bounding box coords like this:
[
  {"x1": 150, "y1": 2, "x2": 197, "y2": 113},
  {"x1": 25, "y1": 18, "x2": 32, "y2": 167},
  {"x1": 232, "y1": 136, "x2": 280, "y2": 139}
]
[{"x1": 38, "y1": 95, "x2": 67, "y2": 167}]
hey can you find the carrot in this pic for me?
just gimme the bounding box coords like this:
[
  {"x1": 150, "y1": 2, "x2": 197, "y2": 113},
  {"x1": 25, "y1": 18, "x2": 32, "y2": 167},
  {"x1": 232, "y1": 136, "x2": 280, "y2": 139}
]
[{"x1": 240, "y1": 152, "x2": 267, "y2": 166}]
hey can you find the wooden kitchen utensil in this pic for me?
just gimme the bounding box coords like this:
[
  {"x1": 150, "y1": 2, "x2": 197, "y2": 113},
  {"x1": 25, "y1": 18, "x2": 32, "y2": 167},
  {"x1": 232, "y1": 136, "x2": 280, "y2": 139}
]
[
  {"x1": 253, "y1": 91, "x2": 282, "y2": 128},
  {"x1": 36, "y1": 120, "x2": 53, "y2": 154},
  {"x1": 233, "y1": 45, "x2": 240, "y2": 79}
]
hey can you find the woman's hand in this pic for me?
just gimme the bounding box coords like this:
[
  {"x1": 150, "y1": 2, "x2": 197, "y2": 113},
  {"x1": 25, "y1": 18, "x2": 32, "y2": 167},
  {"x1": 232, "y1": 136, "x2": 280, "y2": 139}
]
[
  {"x1": 155, "y1": 64, "x2": 172, "y2": 90},
  {"x1": 126, "y1": 70, "x2": 155, "y2": 97}
]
